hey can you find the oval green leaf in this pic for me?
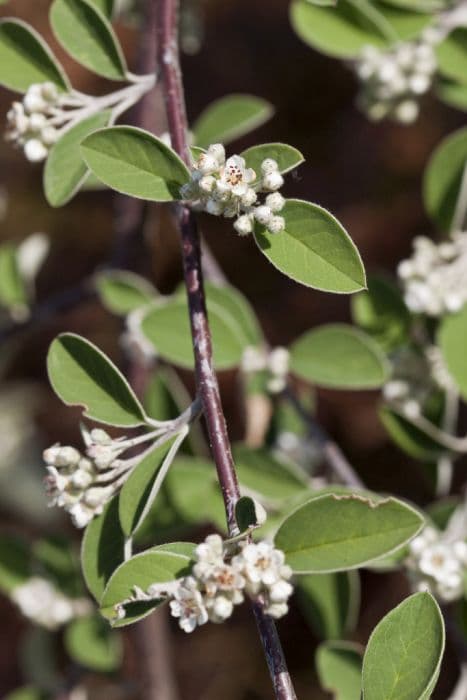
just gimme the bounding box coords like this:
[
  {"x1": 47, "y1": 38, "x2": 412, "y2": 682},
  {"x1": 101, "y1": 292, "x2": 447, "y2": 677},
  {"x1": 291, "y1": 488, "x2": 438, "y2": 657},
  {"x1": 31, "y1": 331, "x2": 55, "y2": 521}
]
[
  {"x1": 275, "y1": 493, "x2": 424, "y2": 573},
  {"x1": 362, "y1": 592, "x2": 445, "y2": 700},
  {"x1": 438, "y1": 305, "x2": 467, "y2": 401},
  {"x1": 351, "y1": 275, "x2": 410, "y2": 351},
  {"x1": 0, "y1": 243, "x2": 28, "y2": 309},
  {"x1": 119, "y1": 434, "x2": 183, "y2": 537},
  {"x1": 290, "y1": 324, "x2": 389, "y2": 389},
  {"x1": 296, "y1": 570, "x2": 360, "y2": 639},
  {"x1": 437, "y1": 29, "x2": 467, "y2": 87},
  {"x1": 423, "y1": 127, "x2": 467, "y2": 232},
  {"x1": 316, "y1": 641, "x2": 363, "y2": 700},
  {"x1": 140, "y1": 296, "x2": 249, "y2": 370},
  {"x1": 254, "y1": 199, "x2": 366, "y2": 293},
  {"x1": 44, "y1": 111, "x2": 111, "y2": 207},
  {"x1": 0, "y1": 19, "x2": 69, "y2": 92},
  {"x1": 81, "y1": 126, "x2": 191, "y2": 201},
  {"x1": 100, "y1": 550, "x2": 191, "y2": 626},
  {"x1": 192, "y1": 94, "x2": 274, "y2": 148},
  {"x1": 87, "y1": 0, "x2": 114, "y2": 16},
  {"x1": 50, "y1": 0, "x2": 126, "y2": 80},
  {"x1": 47, "y1": 333, "x2": 147, "y2": 427},
  {"x1": 290, "y1": 0, "x2": 394, "y2": 59},
  {"x1": 233, "y1": 444, "x2": 308, "y2": 502},
  {"x1": 65, "y1": 615, "x2": 122, "y2": 672},
  {"x1": 81, "y1": 496, "x2": 125, "y2": 600},
  {"x1": 240, "y1": 143, "x2": 304, "y2": 176},
  {"x1": 95, "y1": 269, "x2": 156, "y2": 315}
]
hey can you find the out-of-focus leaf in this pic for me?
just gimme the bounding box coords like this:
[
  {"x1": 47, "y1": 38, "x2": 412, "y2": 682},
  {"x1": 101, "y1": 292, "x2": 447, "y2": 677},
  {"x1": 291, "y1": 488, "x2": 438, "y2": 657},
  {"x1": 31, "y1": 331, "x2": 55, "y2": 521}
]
[{"x1": 192, "y1": 94, "x2": 274, "y2": 148}]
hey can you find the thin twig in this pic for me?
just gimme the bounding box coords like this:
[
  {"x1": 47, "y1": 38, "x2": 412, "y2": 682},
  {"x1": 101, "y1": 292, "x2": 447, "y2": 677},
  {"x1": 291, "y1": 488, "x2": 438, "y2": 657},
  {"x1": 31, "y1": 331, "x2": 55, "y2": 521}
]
[
  {"x1": 155, "y1": 2, "x2": 297, "y2": 698},
  {"x1": 283, "y1": 386, "x2": 365, "y2": 490}
]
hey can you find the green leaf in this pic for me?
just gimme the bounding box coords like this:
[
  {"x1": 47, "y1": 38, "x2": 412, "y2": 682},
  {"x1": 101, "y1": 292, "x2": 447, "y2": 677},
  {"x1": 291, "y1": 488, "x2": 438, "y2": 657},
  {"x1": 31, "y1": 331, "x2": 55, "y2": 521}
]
[
  {"x1": 316, "y1": 641, "x2": 363, "y2": 700},
  {"x1": 379, "y1": 0, "x2": 444, "y2": 10},
  {"x1": 192, "y1": 94, "x2": 274, "y2": 149},
  {"x1": 0, "y1": 244, "x2": 28, "y2": 309},
  {"x1": 296, "y1": 570, "x2": 360, "y2": 639},
  {"x1": 50, "y1": 0, "x2": 126, "y2": 80},
  {"x1": 4, "y1": 688, "x2": 48, "y2": 700},
  {"x1": 140, "y1": 296, "x2": 249, "y2": 370},
  {"x1": 87, "y1": 0, "x2": 114, "y2": 17},
  {"x1": 275, "y1": 493, "x2": 424, "y2": 573},
  {"x1": 438, "y1": 306, "x2": 467, "y2": 401},
  {"x1": 65, "y1": 615, "x2": 122, "y2": 672},
  {"x1": 376, "y1": 3, "x2": 431, "y2": 40},
  {"x1": 44, "y1": 111, "x2": 111, "y2": 207},
  {"x1": 240, "y1": 143, "x2": 304, "y2": 176},
  {"x1": 81, "y1": 496, "x2": 125, "y2": 600},
  {"x1": 362, "y1": 592, "x2": 445, "y2": 700},
  {"x1": 290, "y1": 324, "x2": 389, "y2": 389},
  {"x1": 379, "y1": 405, "x2": 447, "y2": 462},
  {"x1": 95, "y1": 269, "x2": 156, "y2": 315},
  {"x1": 233, "y1": 444, "x2": 308, "y2": 502},
  {"x1": 33, "y1": 536, "x2": 82, "y2": 598},
  {"x1": 100, "y1": 550, "x2": 191, "y2": 626},
  {"x1": 423, "y1": 127, "x2": 467, "y2": 232},
  {"x1": 0, "y1": 535, "x2": 30, "y2": 594},
  {"x1": 162, "y1": 457, "x2": 226, "y2": 531},
  {"x1": 47, "y1": 333, "x2": 147, "y2": 427},
  {"x1": 119, "y1": 434, "x2": 184, "y2": 537},
  {"x1": 436, "y1": 79, "x2": 467, "y2": 112},
  {"x1": 437, "y1": 29, "x2": 467, "y2": 87},
  {"x1": 0, "y1": 19, "x2": 69, "y2": 92},
  {"x1": 81, "y1": 127, "x2": 191, "y2": 201},
  {"x1": 290, "y1": 0, "x2": 395, "y2": 59},
  {"x1": 200, "y1": 283, "x2": 264, "y2": 348},
  {"x1": 254, "y1": 199, "x2": 366, "y2": 293},
  {"x1": 351, "y1": 275, "x2": 410, "y2": 351},
  {"x1": 235, "y1": 496, "x2": 267, "y2": 531}
]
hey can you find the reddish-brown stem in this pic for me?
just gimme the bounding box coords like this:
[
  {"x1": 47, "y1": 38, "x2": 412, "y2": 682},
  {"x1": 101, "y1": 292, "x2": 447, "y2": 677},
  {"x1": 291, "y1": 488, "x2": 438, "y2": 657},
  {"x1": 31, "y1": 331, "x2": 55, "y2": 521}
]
[{"x1": 155, "y1": 2, "x2": 297, "y2": 698}]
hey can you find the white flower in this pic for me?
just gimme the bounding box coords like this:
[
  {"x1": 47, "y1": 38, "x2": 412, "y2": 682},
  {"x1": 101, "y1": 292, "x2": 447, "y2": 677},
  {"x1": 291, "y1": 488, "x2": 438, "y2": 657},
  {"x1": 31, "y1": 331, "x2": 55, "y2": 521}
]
[
  {"x1": 232, "y1": 541, "x2": 292, "y2": 594},
  {"x1": 206, "y1": 143, "x2": 225, "y2": 166},
  {"x1": 169, "y1": 576, "x2": 209, "y2": 633},
  {"x1": 68, "y1": 502, "x2": 95, "y2": 528},
  {"x1": 419, "y1": 543, "x2": 459, "y2": 580}
]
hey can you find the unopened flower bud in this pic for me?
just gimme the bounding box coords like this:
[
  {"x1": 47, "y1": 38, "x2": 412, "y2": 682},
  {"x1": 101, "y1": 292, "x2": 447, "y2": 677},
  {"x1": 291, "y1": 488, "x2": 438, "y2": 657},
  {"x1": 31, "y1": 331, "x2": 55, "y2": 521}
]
[
  {"x1": 261, "y1": 158, "x2": 278, "y2": 175},
  {"x1": 207, "y1": 143, "x2": 225, "y2": 165},
  {"x1": 197, "y1": 153, "x2": 219, "y2": 175},
  {"x1": 24, "y1": 139, "x2": 48, "y2": 162},
  {"x1": 24, "y1": 85, "x2": 48, "y2": 114},
  {"x1": 262, "y1": 171, "x2": 284, "y2": 192},
  {"x1": 267, "y1": 216, "x2": 285, "y2": 234},
  {"x1": 240, "y1": 188, "x2": 257, "y2": 207},
  {"x1": 90, "y1": 428, "x2": 112, "y2": 446},
  {"x1": 254, "y1": 205, "x2": 273, "y2": 226},
  {"x1": 233, "y1": 214, "x2": 253, "y2": 236},
  {"x1": 265, "y1": 192, "x2": 285, "y2": 213},
  {"x1": 41, "y1": 126, "x2": 58, "y2": 146},
  {"x1": 199, "y1": 175, "x2": 216, "y2": 193}
]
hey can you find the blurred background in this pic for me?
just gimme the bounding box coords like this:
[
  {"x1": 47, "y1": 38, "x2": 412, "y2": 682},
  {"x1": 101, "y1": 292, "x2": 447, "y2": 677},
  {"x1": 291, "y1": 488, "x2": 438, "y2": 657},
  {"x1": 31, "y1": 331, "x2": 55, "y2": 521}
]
[{"x1": 0, "y1": 0, "x2": 465, "y2": 698}]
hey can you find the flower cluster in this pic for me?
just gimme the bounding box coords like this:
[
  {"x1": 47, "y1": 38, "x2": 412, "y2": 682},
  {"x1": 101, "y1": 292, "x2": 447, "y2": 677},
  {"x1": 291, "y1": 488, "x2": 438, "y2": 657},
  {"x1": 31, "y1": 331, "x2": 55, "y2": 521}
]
[
  {"x1": 398, "y1": 233, "x2": 467, "y2": 317},
  {"x1": 116, "y1": 534, "x2": 293, "y2": 632},
  {"x1": 354, "y1": 40, "x2": 437, "y2": 124},
  {"x1": 406, "y1": 526, "x2": 467, "y2": 602},
  {"x1": 12, "y1": 577, "x2": 91, "y2": 630},
  {"x1": 241, "y1": 345, "x2": 290, "y2": 394},
  {"x1": 181, "y1": 144, "x2": 286, "y2": 236},
  {"x1": 6, "y1": 83, "x2": 61, "y2": 162},
  {"x1": 43, "y1": 429, "x2": 137, "y2": 528}
]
